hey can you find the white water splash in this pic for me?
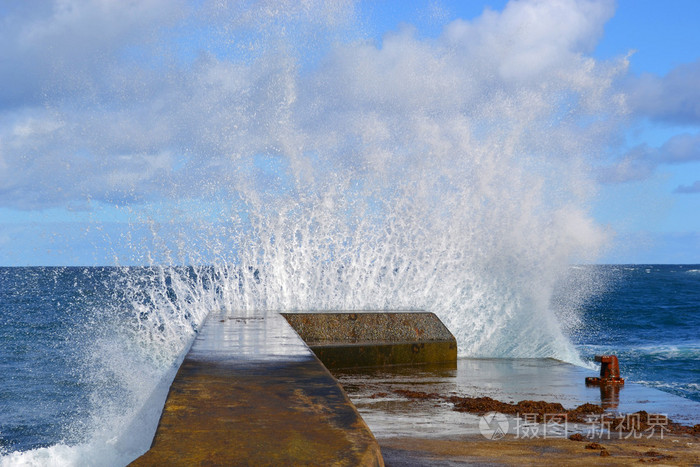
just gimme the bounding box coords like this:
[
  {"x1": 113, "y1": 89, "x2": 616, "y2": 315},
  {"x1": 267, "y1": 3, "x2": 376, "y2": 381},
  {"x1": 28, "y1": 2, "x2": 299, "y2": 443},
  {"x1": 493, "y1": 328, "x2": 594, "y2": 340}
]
[
  {"x1": 101, "y1": 0, "x2": 625, "y2": 363},
  {"x1": 2, "y1": 0, "x2": 629, "y2": 464}
]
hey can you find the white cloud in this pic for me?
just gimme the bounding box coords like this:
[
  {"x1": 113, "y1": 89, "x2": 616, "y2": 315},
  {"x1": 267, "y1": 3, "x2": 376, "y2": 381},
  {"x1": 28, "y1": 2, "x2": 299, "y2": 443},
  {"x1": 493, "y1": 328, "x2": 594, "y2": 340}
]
[
  {"x1": 443, "y1": 0, "x2": 614, "y2": 82},
  {"x1": 598, "y1": 132, "x2": 700, "y2": 184},
  {"x1": 0, "y1": 0, "x2": 185, "y2": 108},
  {"x1": 0, "y1": 0, "x2": 625, "y2": 212},
  {"x1": 657, "y1": 132, "x2": 700, "y2": 164},
  {"x1": 629, "y1": 60, "x2": 700, "y2": 125}
]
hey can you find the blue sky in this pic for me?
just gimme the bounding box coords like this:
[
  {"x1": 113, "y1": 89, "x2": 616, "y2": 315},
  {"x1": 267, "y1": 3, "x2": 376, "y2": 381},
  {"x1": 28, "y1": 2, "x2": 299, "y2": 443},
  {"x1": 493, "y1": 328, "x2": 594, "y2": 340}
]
[
  {"x1": 591, "y1": 0, "x2": 700, "y2": 263},
  {"x1": 0, "y1": 0, "x2": 699, "y2": 266}
]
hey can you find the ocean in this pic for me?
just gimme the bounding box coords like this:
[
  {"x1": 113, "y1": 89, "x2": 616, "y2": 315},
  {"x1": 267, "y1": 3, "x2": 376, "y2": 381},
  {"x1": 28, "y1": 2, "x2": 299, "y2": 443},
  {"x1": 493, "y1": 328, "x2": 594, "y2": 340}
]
[
  {"x1": 573, "y1": 264, "x2": 700, "y2": 404},
  {"x1": 0, "y1": 264, "x2": 698, "y2": 465}
]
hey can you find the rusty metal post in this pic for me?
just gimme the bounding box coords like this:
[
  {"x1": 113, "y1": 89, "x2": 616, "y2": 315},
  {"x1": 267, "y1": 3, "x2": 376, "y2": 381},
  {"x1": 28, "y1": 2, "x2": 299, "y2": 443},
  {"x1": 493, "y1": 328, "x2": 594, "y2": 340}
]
[{"x1": 585, "y1": 354, "x2": 625, "y2": 386}]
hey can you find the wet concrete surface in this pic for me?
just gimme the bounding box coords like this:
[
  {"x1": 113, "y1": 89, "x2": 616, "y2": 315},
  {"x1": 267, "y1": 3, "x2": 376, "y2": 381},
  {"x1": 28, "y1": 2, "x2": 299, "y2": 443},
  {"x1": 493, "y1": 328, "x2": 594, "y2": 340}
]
[
  {"x1": 332, "y1": 358, "x2": 700, "y2": 439},
  {"x1": 378, "y1": 435, "x2": 700, "y2": 466},
  {"x1": 333, "y1": 359, "x2": 700, "y2": 465},
  {"x1": 128, "y1": 311, "x2": 699, "y2": 466},
  {"x1": 282, "y1": 312, "x2": 456, "y2": 344},
  {"x1": 131, "y1": 310, "x2": 383, "y2": 466},
  {"x1": 283, "y1": 312, "x2": 457, "y2": 368}
]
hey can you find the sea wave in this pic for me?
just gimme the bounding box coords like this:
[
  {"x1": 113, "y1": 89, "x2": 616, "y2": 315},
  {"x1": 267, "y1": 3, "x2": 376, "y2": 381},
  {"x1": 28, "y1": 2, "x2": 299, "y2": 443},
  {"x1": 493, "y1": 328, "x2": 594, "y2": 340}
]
[
  {"x1": 0, "y1": 353, "x2": 180, "y2": 467},
  {"x1": 577, "y1": 342, "x2": 700, "y2": 402},
  {"x1": 633, "y1": 381, "x2": 700, "y2": 391},
  {"x1": 579, "y1": 343, "x2": 700, "y2": 360},
  {"x1": 1, "y1": 444, "x2": 126, "y2": 467},
  {"x1": 631, "y1": 380, "x2": 700, "y2": 398}
]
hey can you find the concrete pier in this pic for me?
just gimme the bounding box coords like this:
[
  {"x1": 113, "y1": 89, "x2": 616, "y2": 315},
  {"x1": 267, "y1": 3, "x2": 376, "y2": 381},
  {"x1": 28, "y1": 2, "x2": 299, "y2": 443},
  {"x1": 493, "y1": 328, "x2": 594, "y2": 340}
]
[
  {"x1": 131, "y1": 310, "x2": 383, "y2": 466},
  {"x1": 282, "y1": 312, "x2": 457, "y2": 369}
]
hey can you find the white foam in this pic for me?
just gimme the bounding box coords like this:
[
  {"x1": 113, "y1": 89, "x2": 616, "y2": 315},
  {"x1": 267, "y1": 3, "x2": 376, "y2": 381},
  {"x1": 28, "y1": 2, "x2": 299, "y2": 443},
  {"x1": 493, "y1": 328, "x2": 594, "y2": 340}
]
[
  {"x1": 92, "y1": 0, "x2": 621, "y2": 367},
  {"x1": 0, "y1": 267, "x2": 212, "y2": 466}
]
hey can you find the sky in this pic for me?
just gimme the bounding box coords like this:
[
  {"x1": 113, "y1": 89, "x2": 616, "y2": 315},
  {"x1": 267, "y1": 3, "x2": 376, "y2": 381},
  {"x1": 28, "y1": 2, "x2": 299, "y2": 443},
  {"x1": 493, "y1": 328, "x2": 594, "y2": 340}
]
[{"x1": 0, "y1": 0, "x2": 699, "y2": 266}]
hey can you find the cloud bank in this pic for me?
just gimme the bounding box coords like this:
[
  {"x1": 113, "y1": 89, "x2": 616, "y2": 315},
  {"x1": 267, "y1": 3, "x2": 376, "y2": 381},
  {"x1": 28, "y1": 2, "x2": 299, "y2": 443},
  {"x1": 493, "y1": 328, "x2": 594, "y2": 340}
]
[
  {"x1": 0, "y1": 0, "x2": 628, "y2": 213},
  {"x1": 601, "y1": 58, "x2": 700, "y2": 191},
  {"x1": 598, "y1": 132, "x2": 700, "y2": 183},
  {"x1": 629, "y1": 60, "x2": 700, "y2": 125}
]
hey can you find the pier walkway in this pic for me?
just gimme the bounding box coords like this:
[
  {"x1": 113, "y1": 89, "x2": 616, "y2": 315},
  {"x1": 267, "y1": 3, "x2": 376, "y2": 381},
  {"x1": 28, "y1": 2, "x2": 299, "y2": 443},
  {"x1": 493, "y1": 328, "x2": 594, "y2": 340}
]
[{"x1": 131, "y1": 310, "x2": 384, "y2": 466}]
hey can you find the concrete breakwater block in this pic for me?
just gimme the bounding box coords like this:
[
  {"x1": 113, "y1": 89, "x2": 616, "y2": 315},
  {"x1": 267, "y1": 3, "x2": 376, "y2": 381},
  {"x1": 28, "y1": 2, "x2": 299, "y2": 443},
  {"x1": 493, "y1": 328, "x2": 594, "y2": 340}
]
[
  {"x1": 130, "y1": 310, "x2": 383, "y2": 466},
  {"x1": 282, "y1": 312, "x2": 457, "y2": 369}
]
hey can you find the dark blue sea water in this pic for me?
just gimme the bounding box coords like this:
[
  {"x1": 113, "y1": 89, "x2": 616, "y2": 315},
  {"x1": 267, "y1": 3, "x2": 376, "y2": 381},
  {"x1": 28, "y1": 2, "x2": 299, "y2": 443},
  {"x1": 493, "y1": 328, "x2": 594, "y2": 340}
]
[
  {"x1": 0, "y1": 266, "x2": 205, "y2": 465},
  {"x1": 573, "y1": 264, "x2": 700, "y2": 405},
  {"x1": 0, "y1": 265, "x2": 698, "y2": 464}
]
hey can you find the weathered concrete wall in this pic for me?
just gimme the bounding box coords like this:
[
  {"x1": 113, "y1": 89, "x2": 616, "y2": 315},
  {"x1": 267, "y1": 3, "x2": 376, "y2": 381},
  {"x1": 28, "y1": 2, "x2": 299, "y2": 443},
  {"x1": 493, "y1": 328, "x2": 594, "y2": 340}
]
[
  {"x1": 131, "y1": 310, "x2": 383, "y2": 466},
  {"x1": 282, "y1": 312, "x2": 457, "y2": 369}
]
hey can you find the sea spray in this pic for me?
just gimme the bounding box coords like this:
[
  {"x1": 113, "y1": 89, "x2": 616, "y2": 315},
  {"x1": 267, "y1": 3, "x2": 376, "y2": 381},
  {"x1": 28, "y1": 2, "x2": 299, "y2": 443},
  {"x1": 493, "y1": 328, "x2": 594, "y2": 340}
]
[
  {"x1": 0, "y1": 267, "x2": 214, "y2": 466},
  {"x1": 1, "y1": 1, "x2": 630, "y2": 464}
]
